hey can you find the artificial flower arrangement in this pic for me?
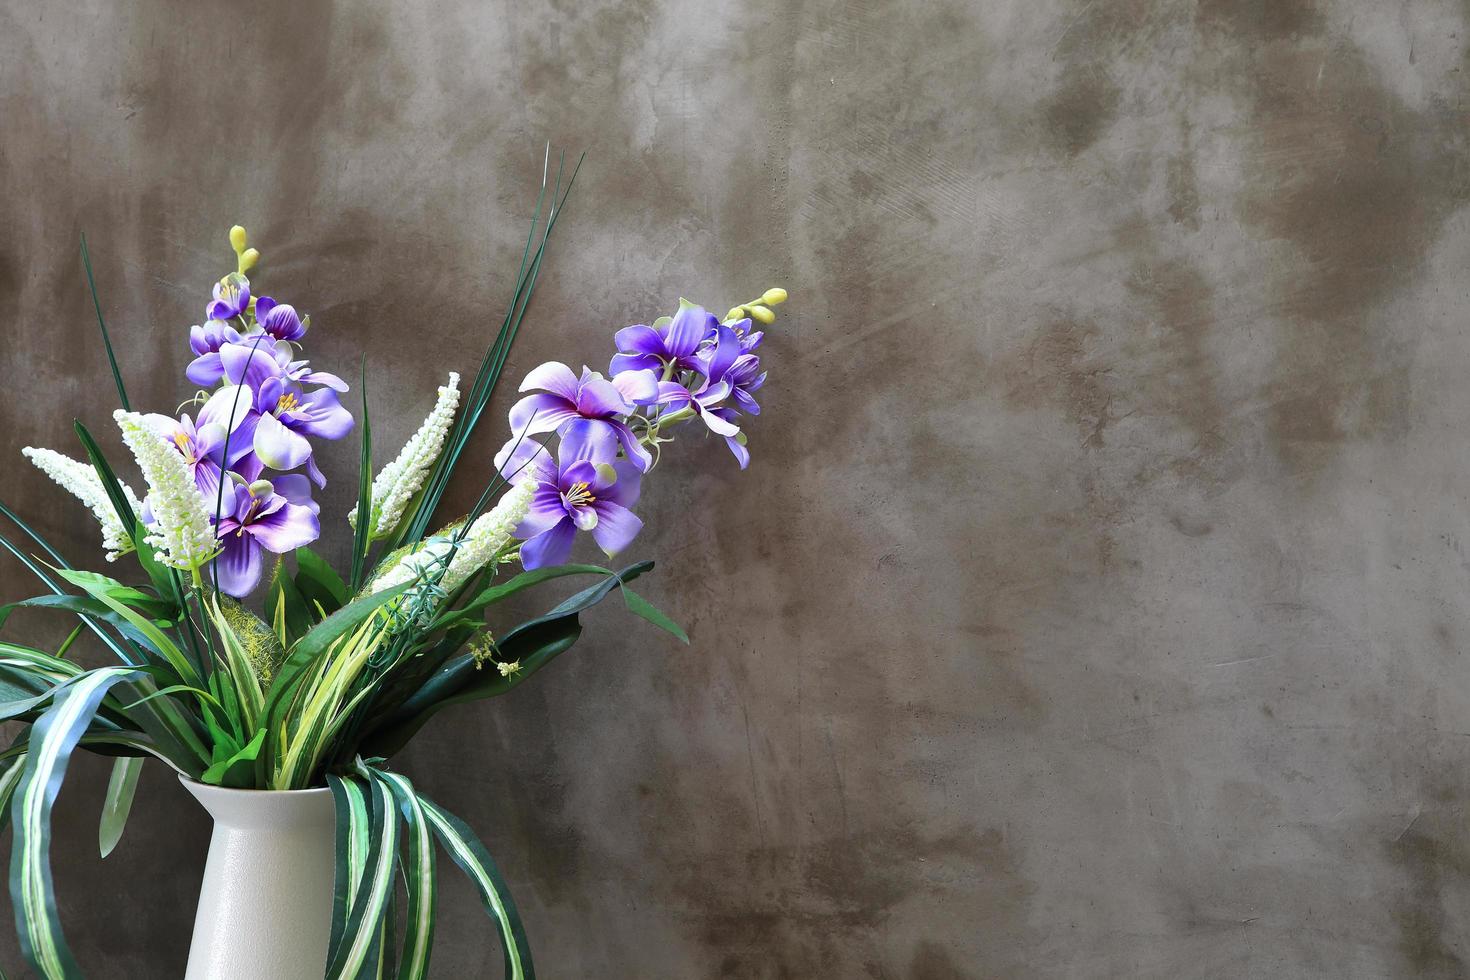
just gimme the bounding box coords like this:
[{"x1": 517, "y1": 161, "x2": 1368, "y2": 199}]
[{"x1": 0, "y1": 164, "x2": 785, "y2": 978}]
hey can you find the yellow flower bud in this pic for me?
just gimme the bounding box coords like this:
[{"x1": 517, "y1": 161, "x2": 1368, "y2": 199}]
[
  {"x1": 761, "y1": 287, "x2": 788, "y2": 306},
  {"x1": 747, "y1": 304, "x2": 775, "y2": 325},
  {"x1": 725, "y1": 307, "x2": 746, "y2": 322},
  {"x1": 229, "y1": 225, "x2": 248, "y2": 253},
  {"x1": 238, "y1": 247, "x2": 260, "y2": 273}
]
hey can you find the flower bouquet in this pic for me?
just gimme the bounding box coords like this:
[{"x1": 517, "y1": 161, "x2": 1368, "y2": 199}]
[{"x1": 0, "y1": 159, "x2": 785, "y2": 978}]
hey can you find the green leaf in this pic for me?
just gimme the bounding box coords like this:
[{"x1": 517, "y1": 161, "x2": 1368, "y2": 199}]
[
  {"x1": 38, "y1": 569, "x2": 174, "y2": 621},
  {"x1": 394, "y1": 151, "x2": 583, "y2": 550},
  {"x1": 54, "y1": 567, "x2": 200, "y2": 688},
  {"x1": 80, "y1": 233, "x2": 129, "y2": 411},
  {"x1": 98, "y1": 757, "x2": 143, "y2": 858},
  {"x1": 361, "y1": 562, "x2": 652, "y2": 757},
  {"x1": 10, "y1": 667, "x2": 143, "y2": 978},
  {"x1": 378, "y1": 770, "x2": 437, "y2": 979},
  {"x1": 325, "y1": 772, "x2": 398, "y2": 980},
  {"x1": 350, "y1": 362, "x2": 374, "y2": 594},
  {"x1": 295, "y1": 548, "x2": 349, "y2": 617},
  {"x1": 0, "y1": 752, "x2": 28, "y2": 837},
  {"x1": 328, "y1": 773, "x2": 370, "y2": 957},
  {"x1": 267, "y1": 558, "x2": 312, "y2": 647},
  {"x1": 432, "y1": 563, "x2": 618, "y2": 629},
  {"x1": 620, "y1": 588, "x2": 689, "y2": 644},
  {"x1": 259, "y1": 584, "x2": 411, "y2": 764},
  {"x1": 200, "y1": 728, "x2": 265, "y2": 787},
  {"x1": 420, "y1": 795, "x2": 534, "y2": 980},
  {"x1": 73, "y1": 422, "x2": 176, "y2": 602}
]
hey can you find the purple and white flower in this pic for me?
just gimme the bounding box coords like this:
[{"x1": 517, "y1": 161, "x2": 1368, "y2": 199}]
[
  {"x1": 504, "y1": 361, "x2": 654, "y2": 471},
  {"x1": 142, "y1": 385, "x2": 255, "y2": 499},
  {"x1": 211, "y1": 478, "x2": 320, "y2": 596},
  {"x1": 610, "y1": 304, "x2": 718, "y2": 377},
  {"x1": 206, "y1": 273, "x2": 251, "y2": 322},
  {"x1": 498, "y1": 419, "x2": 642, "y2": 569}
]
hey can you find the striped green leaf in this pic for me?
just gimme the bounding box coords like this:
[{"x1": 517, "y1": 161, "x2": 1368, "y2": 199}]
[
  {"x1": 10, "y1": 667, "x2": 142, "y2": 978},
  {"x1": 378, "y1": 771, "x2": 437, "y2": 979},
  {"x1": 98, "y1": 757, "x2": 142, "y2": 858},
  {"x1": 327, "y1": 774, "x2": 370, "y2": 958},
  {"x1": 326, "y1": 772, "x2": 398, "y2": 980},
  {"x1": 420, "y1": 796, "x2": 534, "y2": 980},
  {"x1": 0, "y1": 752, "x2": 28, "y2": 837}
]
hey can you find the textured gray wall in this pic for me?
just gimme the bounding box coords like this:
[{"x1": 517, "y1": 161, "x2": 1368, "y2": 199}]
[{"x1": 2, "y1": 0, "x2": 1468, "y2": 976}]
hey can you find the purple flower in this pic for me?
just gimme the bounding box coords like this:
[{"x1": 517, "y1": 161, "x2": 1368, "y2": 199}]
[
  {"x1": 206, "y1": 274, "x2": 251, "y2": 322},
  {"x1": 726, "y1": 316, "x2": 764, "y2": 354},
  {"x1": 499, "y1": 420, "x2": 643, "y2": 569},
  {"x1": 211, "y1": 478, "x2": 320, "y2": 596},
  {"x1": 187, "y1": 320, "x2": 243, "y2": 386},
  {"x1": 609, "y1": 305, "x2": 718, "y2": 377},
  {"x1": 141, "y1": 385, "x2": 255, "y2": 499},
  {"x1": 256, "y1": 299, "x2": 306, "y2": 342},
  {"x1": 653, "y1": 323, "x2": 755, "y2": 468},
  {"x1": 720, "y1": 353, "x2": 766, "y2": 416},
  {"x1": 219, "y1": 342, "x2": 355, "y2": 486},
  {"x1": 506, "y1": 361, "x2": 653, "y2": 471}
]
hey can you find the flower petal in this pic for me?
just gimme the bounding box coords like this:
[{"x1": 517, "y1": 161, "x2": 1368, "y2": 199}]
[
  {"x1": 702, "y1": 324, "x2": 742, "y2": 384},
  {"x1": 558, "y1": 419, "x2": 619, "y2": 466},
  {"x1": 197, "y1": 385, "x2": 254, "y2": 434},
  {"x1": 519, "y1": 519, "x2": 577, "y2": 570},
  {"x1": 614, "y1": 324, "x2": 666, "y2": 357},
  {"x1": 611, "y1": 368, "x2": 660, "y2": 406},
  {"x1": 724, "y1": 434, "x2": 750, "y2": 470},
  {"x1": 253, "y1": 412, "x2": 313, "y2": 471},
  {"x1": 699, "y1": 405, "x2": 741, "y2": 437},
  {"x1": 612, "y1": 421, "x2": 653, "y2": 472},
  {"x1": 518, "y1": 362, "x2": 581, "y2": 401},
  {"x1": 248, "y1": 501, "x2": 320, "y2": 554},
  {"x1": 609, "y1": 352, "x2": 664, "y2": 377},
  {"x1": 221, "y1": 340, "x2": 282, "y2": 391},
  {"x1": 271, "y1": 474, "x2": 319, "y2": 515},
  {"x1": 600, "y1": 461, "x2": 643, "y2": 508},
  {"x1": 508, "y1": 393, "x2": 577, "y2": 436},
  {"x1": 212, "y1": 535, "x2": 263, "y2": 597},
  {"x1": 295, "y1": 388, "x2": 355, "y2": 440},
  {"x1": 517, "y1": 489, "x2": 570, "y2": 537},
  {"x1": 590, "y1": 501, "x2": 642, "y2": 557},
  {"x1": 496, "y1": 434, "x2": 557, "y2": 483},
  {"x1": 186, "y1": 352, "x2": 226, "y2": 386},
  {"x1": 574, "y1": 377, "x2": 632, "y2": 418},
  {"x1": 665, "y1": 306, "x2": 713, "y2": 357},
  {"x1": 297, "y1": 369, "x2": 350, "y2": 392}
]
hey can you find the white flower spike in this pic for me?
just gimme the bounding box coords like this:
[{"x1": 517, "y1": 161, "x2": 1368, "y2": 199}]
[
  {"x1": 21, "y1": 447, "x2": 143, "y2": 562},
  {"x1": 350, "y1": 372, "x2": 461, "y2": 541},
  {"x1": 114, "y1": 410, "x2": 218, "y2": 573}
]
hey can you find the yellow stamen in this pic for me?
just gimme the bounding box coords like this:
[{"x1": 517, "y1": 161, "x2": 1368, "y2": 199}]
[
  {"x1": 277, "y1": 392, "x2": 301, "y2": 414},
  {"x1": 563, "y1": 481, "x2": 595, "y2": 507}
]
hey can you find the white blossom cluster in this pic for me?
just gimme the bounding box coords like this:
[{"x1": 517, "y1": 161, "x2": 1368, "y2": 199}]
[
  {"x1": 350, "y1": 372, "x2": 460, "y2": 541},
  {"x1": 114, "y1": 410, "x2": 218, "y2": 572},
  {"x1": 371, "y1": 476, "x2": 536, "y2": 598},
  {"x1": 20, "y1": 447, "x2": 143, "y2": 561}
]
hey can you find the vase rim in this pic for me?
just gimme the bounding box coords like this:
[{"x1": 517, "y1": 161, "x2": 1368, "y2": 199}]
[{"x1": 178, "y1": 774, "x2": 333, "y2": 797}]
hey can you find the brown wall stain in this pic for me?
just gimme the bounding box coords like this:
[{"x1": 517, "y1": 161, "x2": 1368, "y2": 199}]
[{"x1": 4, "y1": 0, "x2": 1470, "y2": 975}]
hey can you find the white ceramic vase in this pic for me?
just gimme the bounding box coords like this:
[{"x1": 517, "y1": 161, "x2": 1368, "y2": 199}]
[{"x1": 181, "y1": 777, "x2": 336, "y2": 980}]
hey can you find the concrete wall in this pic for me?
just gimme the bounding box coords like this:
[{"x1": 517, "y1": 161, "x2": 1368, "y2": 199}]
[{"x1": 2, "y1": 0, "x2": 1468, "y2": 975}]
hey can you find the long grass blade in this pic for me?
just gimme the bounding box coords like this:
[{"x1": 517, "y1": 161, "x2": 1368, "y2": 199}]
[
  {"x1": 80, "y1": 234, "x2": 128, "y2": 412},
  {"x1": 350, "y1": 360, "x2": 373, "y2": 593},
  {"x1": 396, "y1": 151, "x2": 584, "y2": 548}
]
